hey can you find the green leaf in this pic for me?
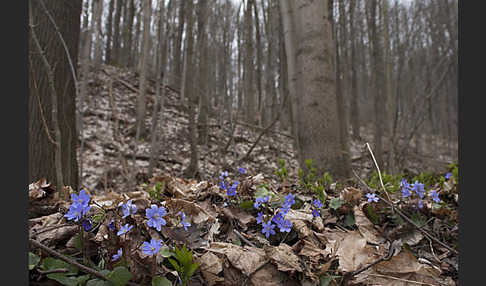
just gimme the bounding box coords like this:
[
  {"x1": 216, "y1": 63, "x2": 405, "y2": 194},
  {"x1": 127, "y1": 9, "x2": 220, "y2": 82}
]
[
  {"x1": 238, "y1": 200, "x2": 254, "y2": 210},
  {"x1": 319, "y1": 275, "x2": 332, "y2": 286},
  {"x1": 186, "y1": 262, "x2": 199, "y2": 278},
  {"x1": 74, "y1": 233, "x2": 83, "y2": 251},
  {"x1": 106, "y1": 266, "x2": 133, "y2": 286},
  {"x1": 160, "y1": 246, "x2": 175, "y2": 258},
  {"x1": 168, "y1": 258, "x2": 181, "y2": 273},
  {"x1": 29, "y1": 252, "x2": 41, "y2": 270},
  {"x1": 329, "y1": 197, "x2": 343, "y2": 210},
  {"x1": 86, "y1": 278, "x2": 112, "y2": 286},
  {"x1": 344, "y1": 213, "x2": 355, "y2": 227},
  {"x1": 46, "y1": 273, "x2": 79, "y2": 286},
  {"x1": 41, "y1": 257, "x2": 78, "y2": 275},
  {"x1": 152, "y1": 276, "x2": 172, "y2": 286}
]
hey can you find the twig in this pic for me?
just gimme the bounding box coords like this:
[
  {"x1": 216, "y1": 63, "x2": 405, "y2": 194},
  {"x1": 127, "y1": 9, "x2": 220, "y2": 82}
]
[
  {"x1": 29, "y1": 238, "x2": 141, "y2": 286},
  {"x1": 233, "y1": 229, "x2": 256, "y2": 248},
  {"x1": 367, "y1": 273, "x2": 438, "y2": 286},
  {"x1": 37, "y1": 268, "x2": 69, "y2": 275},
  {"x1": 352, "y1": 170, "x2": 458, "y2": 255},
  {"x1": 30, "y1": 223, "x2": 74, "y2": 237},
  {"x1": 365, "y1": 143, "x2": 393, "y2": 205}
]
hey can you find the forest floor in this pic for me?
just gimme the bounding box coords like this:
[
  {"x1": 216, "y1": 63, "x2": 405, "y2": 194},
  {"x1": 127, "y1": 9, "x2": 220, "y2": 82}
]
[{"x1": 28, "y1": 64, "x2": 459, "y2": 286}]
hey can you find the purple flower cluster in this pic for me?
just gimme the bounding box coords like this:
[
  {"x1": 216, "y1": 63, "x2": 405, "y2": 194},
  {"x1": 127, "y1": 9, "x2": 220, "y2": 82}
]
[
  {"x1": 312, "y1": 199, "x2": 323, "y2": 217},
  {"x1": 65, "y1": 189, "x2": 92, "y2": 222},
  {"x1": 255, "y1": 193, "x2": 295, "y2": 238},
  {"x1": 400, "y1": 178, "x2": 441, "y2": 208},
  {"x1": 119, "y1": 199, "x2": 137, "y2": 218},
  {"x1": 218, "y1": 170, "x2": 240, "y2": 196},
  {"x1": 146, "y1": 204, "x2": 167, "y2": 231}
]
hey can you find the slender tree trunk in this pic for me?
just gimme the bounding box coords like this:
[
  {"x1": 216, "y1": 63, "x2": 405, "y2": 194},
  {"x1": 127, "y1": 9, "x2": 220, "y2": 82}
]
[
  {"x1": 196, "y1": 0, "x2": 210, "y2": 145},
  {"x1": 93, "y1": 0, "x2": 104, "y2": 69},
  {"x1": 349, "y1": 0, "x2": 360, "y2": 140},
  {"x1": 252, "y1": 0, "x2": 263, "y2": 126},
  {"x1": 173, "y1": 0, "x2": 186, "y2": 89},
  {"x1": 244, "y1": 0, "x2": 255, "y2": 125},
  {"x1": 105, "y1": 0, "x2": 115, "y2": 64},
  {"x1": 29, "y1": 0, "x2": 82, "y2": 194},
  {"x1": 112, "y1": 0, "x2": 123, "y2": 65},
  {"x1": 135, "y1": 0, "x2": 152, "y2": 138},
  {"x1": 122, "y1": 0, "x2": 135, "y2": 67}
]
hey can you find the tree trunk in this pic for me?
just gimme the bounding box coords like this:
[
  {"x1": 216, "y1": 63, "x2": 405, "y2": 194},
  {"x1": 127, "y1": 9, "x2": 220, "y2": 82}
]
[
  {"x1": 244, "y1": 0, "x2": 255, "y2": 124},
  {"x1": 349, "y1": 0, "x2": 360, "y2": 140},
  {"x1": 173, "y1": 0, "x2": 186, "y2": 89},
  {"x1": 28, "y1": 0, "x2": 82, "y2": 194},
  {"x1": 122, "y1": 0, "x2": 135, "y2": 67},
  {"x1": 281, "y1": 0, "x2": 350, "y2": 179},
  {"x1": 181, "y1": 0, "x2": 198, "y2": 178},
  {"x1": 93, "y1": 0, "x2": 104, "y2": 69},
  {"x1": 112, "y1": 0, "x2": 123, "y2": 65},
  {"x1": 135, "y1": 0, "x2": 152, "y2": 138},
  {"x1": 105, "y1": 0, "x2": 115, "y2": 64},
  {"x1": 196, "y1": 0, "x2": 210, "y2": 145}
]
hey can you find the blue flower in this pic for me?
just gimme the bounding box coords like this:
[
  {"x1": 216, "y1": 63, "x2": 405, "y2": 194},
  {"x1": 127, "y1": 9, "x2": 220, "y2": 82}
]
[
  {"x1": 112, "y1": 248, "x2": 122, "y2": 261},
  {"x1": 366, "y1": 193, "x2": 379, "y2": 203},
  {"x1": 119, "y1": 199, "x2": 137, "y2": 218},
  {"x1": 284, "y1": 193, "x2": 295, "y2": 206},
  {"x1": 254, "y1": 196, "x2": 269, "y2": 209},
  {"x1": 312, "y1": 209, "x2": 320, "y2": 217},
  {"x1": 178, "y1": 212, "x2": 191, "y2": 231},
  {"x1": 107, "y1": 220, "x2": 115, "y2": 232},
  {"x1": 64, "y1": 203, "x2": 85, "y2": 222},
  {"x1": 418, "y1": 200, "x2": 424, "y2": 209},
  {"x1": 117, "y1": 224, "x2": 133, "y2": 236},
  {"x1": 82, "y1": 219, "x2": 92, "y2": 231},
  {"x1": 411, "y1": 181, "x2": 425, "y2": 199},
  {"x1": 226, "y1": 181, "x2": 239, "y2": 196},
  {"x1": 445, "y1": 172, "x2": 452, "y2": 180},
  {"x1": 219, "y1": 181, "x2": 228, "y2": 190},
  {"x1": 142, "y1": 238, "x2": 163, "y2": 256},
  {"x1": 238, "y1": 167, "x2": 247, "y2": 174},
  {"x1": 280, "y1": 203, "x2": 291, "y2": 216},
  {"x1": 146, "y1": 205, "x2": 167, "y2": 231},
  {"x1": 429, "y1": 190, "x2": 440, "y2": 203},
  {"x1": 219, "y1": 171, "x2": 229, "y2": 180},
  {"x1": 272, "y1": 212, "x2": 284, "y2": 225},
  {"x1": 400, "y1": 179, "x2": 412, "y2": 198},
  {"x1": 71, "y1": 189, "x2": 90, "y2": 207},
  {"x1": 277, "y1": 219, "x2": 292, "y2": 233},
  {"x1": 313, "y1": 199, "x2": 323, "y2": 209},
  {"x1": 261, "y1": 221, "x2": 276, "y2": 238},
  {"x1": 256, "y1": 212, "x2": 264, "y2": 224}
]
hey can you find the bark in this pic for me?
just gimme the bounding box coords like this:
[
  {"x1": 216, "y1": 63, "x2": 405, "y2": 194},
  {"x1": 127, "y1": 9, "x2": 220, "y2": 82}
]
[
  {"x1": 252, "y1": 0, "x2": 263, "y2": 126},
  {"x1": 112, "y1": 0, "x2": 123, "y2": 65},
  {"x1": 349, "y1": 0, "x2": 360, "y2": 140},
  {"x1": 181, "y1": 0, "x2": 198, "y2": 178},
  {"x1": 173, "y1": 0, "x2": 187, "y2": 89},
  {"x1": 105, "y1": 0, "x2": 115, "y2": 64},
  {"x1": 135, "y1": 0, "x2": 152, "y2": 138},
  {"x1": 93, "y1": 0, "x2": 104, "y2": 70},
  {"x1": 196, "y1": 0, "x2": 210, "y2": 145},
  {"x1": 28, "y1": 0, "x2": 81, "y2": 194},
  {"x1": 122, "y1": 0, "x2": 135, "y2": 67},
  {"x1": 244, "y1": 0, "x2": 255, "y2": 124}
]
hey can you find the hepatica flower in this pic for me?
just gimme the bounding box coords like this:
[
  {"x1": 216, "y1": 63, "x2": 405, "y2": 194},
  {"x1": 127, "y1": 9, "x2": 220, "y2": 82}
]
[
  {"x1": 71, "y1": 189, "x2": 90, "y2": 207},
  {"x1": 219, "y1": 171, "x2": 229, "y2": 180},
  {"x1": 112, "y1": 248, "x2": 123, "y2": 261},
  {"x1": 142, "y1": 238, "x2": 163, "y2": 256},
  {"x1": 226, "y1": 181, "x2": 239, "y2": 196},
  {"x1": 418, "y1": 200, "x2": 424, "y2": 209},
  {"x1": 82, "y1": 219, "x2": 92, "y2": 231},
  {"x1": 65, "y1": 189, "x2": 92, "y2": 222},
  {"x1": 312, "y1": 209, "x2": 320, "y2": 217},
  {"x1": 411, "y1": 181, "x2": 425, "y2": 199},
  {"x1": 117, "y1": 224, "x2": 133, "y2": 236},
  {"x1": 256, "y1": 212, "x2": 264, "y2": 224},
  {"x1": 280, "y1": 203, "x2": 291, "y2": 216},
  {"x1": 238, "y1": 167, "x2": 247, "y2": 175},
  {"x1": 119, "y1": 199, "x2": 137, "y2": 218},
  {"x1": 429, "y1": 189, "x2": 440, "y2": 203},
  {"x1": 107, "y1": 220, "x2": 115, "y2": 232},
  {"x1": 64, "y1": 203, "x2": 85, "y2": 222},
  {"x1": 261, "y1": 221, "x2": 276, "y2": 238},
  {"x1": 178, "y1": 211, "x2": 191, "y2": 231},
  {"x1": 277, "y1": 219, "x2": 292, "y2": 233},
  {"x1": 313, "y1": 199, "x2": 323, "y2": 209},
  {"x1": 400, "y1": 179, "x2": 412, "y2": 198},
  {"x1": 366, "y1": 193, "x2": 379, "y2": 203},
  {"x1": 254, "y1": 196, "x2": 269, "y2": 209},
  {"x1": 146, "y1": 205, "x2": 167, "y2": 231},
  {"x1": 445, "y1": 172, "x2": 452, "y2": 180},
  {"x1": 284, "y1": 193, "x2": 295, "y2": 206}
]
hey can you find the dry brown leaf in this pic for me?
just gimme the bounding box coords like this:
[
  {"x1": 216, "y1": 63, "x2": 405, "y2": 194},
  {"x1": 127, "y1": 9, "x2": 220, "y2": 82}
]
[
  {"x1": 354, "y1": 203, "x2": 385, "y2": 245},
  {"x1": 342, "y1": 187, "x2": 363, "y2": 206},
  {"x1": 251, "y1": 262, "x2": 298, "y2": 286},
  {"x1": 210, "y1": 242, "x2": 267, "y2": 276},
  {"x1": 265, "y1": 243, "x2": 303, "y2": 273},
  {"x1": 335, "y1": 231, "x2": 381, "y2": 272}
]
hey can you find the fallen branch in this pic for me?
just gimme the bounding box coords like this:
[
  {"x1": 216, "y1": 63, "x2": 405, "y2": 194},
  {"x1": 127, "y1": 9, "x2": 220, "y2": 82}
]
[{"x1": 29, "y1": 238, "x2": 141, "y2": 286}]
